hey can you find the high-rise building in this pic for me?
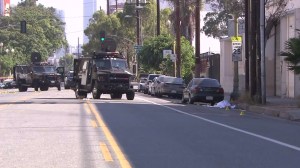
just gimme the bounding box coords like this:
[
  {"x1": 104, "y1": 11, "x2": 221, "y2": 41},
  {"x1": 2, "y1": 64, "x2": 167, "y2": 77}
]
[
  {"x1": 0, "y1": 0, "x2": 10, "y2": 16},
  {"x1": 83, "y1": 0, "x2": 99, "y2": 44}
]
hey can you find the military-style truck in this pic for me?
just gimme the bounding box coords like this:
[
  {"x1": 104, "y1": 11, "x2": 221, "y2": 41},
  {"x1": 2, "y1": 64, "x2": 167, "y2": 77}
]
[
  {"x1": 13, "y1": 53, "x2": 64, "y2": 92},
  {"x1": 72, "y1": 51, "x2": 135, "y2": 100}
]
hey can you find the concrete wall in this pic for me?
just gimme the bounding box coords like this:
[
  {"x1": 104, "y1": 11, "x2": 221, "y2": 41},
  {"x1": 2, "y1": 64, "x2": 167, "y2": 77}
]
[
  {"x1": 220, "y1": 37, "x2": 245, "y2": 94},
  {"x1": 278, "y1": 8, "x2": 300, "y2": 98}
]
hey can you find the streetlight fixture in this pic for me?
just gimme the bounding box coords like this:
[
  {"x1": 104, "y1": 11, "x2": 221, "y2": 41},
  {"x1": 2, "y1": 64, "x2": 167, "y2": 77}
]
[{"x1": 124, "y1": 14, "x2": 143, "y2": 76}]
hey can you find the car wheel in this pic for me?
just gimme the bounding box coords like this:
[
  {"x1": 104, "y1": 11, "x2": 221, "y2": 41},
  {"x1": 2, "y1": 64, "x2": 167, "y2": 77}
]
[
  {"x1": 57, "y1": 85, "x2": 61, "y2": 91},
  {"x1": 126, "y1": 91, "x2": 135, "y2": 100},
  {"x1": 92, "y1": 82, "x2": 101, "y2": 99},
  {"x1": 188, "y1": 94, "x2": 194, "y2": 104},
  {"x1": 34, "y1": 87, "x2": 39, "y2": 91},
  {"x1": 210, "y1": 102, "x2": 215, "y2": 106}
]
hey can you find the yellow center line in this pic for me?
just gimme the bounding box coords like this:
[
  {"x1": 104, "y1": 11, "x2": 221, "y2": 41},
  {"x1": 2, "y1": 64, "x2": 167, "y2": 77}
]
[
  {"x1": 90, "y1": 120, "x2": 98, "y2": 128},
  {"x1": 86, "y1": 100, "x2": 132, "y2": 168},
  {"x1": 99, "y1": 142, "x2": 113, "y2": 162},
  {"x1": 84, "y1": 103, "x2": 92, "y2": 114}
]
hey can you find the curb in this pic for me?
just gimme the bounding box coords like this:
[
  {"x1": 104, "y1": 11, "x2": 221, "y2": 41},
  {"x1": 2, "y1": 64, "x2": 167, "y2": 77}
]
[{"x1": 236, "y1": 103, "x2": 300, "y2": 121}]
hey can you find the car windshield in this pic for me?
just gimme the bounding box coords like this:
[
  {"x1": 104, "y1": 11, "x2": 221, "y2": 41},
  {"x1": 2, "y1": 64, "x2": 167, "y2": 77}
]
[
  {"x1": 32, "y1": 66, "x2": 56, "y2": 73},
  {"x1": 163, "y1": 77, "x2": 184, "y2": 84},
  {"x1": 194, "y1": 78, "x2": 220, "y2": 87},
  {"x1": 149, "y1": 75, "x2": 160, "y2": 80}
]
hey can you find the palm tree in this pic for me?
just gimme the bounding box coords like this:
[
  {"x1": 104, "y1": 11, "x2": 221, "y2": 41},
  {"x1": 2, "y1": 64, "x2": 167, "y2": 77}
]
[{"x1": 280, "y1": 36, "x2": 300, "y2": 74}]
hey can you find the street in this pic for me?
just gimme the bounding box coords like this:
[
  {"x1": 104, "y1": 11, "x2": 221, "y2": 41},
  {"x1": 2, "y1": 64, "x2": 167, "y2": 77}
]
[{"x1": 1, "y1": 88, "x2": 300, "y2": 168}]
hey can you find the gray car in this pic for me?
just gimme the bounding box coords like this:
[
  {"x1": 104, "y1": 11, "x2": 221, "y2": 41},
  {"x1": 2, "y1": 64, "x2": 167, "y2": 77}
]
[{"x1": 154, "y1": 76, "x2": 185, "y2": 98}]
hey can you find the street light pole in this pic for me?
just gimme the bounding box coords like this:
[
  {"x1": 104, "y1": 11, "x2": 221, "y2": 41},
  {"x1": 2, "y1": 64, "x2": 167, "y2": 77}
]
[
  {"x1": 136, "y1": 0, "x2": 140, "y2": 45},
  {"x1": 175, "y1": 0, "x2": 181, "y2": 77},
  {"x1": 157, "y1": 0, "x2": 160, "y2": 36}
]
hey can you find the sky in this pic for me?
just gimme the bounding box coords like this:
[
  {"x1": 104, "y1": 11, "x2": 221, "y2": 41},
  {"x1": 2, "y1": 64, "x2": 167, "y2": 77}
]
[{"x1": 11, "y1": 0, "x2": 107, "y2": 46}]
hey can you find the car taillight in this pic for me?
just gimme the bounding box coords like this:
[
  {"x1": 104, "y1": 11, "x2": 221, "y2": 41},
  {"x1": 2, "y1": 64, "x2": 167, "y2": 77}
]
[
  {"x1": 193, "y1": 86, "x2": 202, "y2": 93},
  {"x1": 217, "y1": 88, "x2": 224, "y2": 94}
]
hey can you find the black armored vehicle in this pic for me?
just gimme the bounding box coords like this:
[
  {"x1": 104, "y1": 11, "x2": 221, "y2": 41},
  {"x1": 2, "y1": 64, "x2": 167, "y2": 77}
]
[
  {"x1": 72, "y1": 51, "x2": 135, "y2": 100},
  {"x1": 13, "y1": 53, "x2": 63, "y2": 92}
]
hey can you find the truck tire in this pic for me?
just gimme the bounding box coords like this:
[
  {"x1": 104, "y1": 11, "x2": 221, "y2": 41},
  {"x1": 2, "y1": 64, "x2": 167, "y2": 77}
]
[
  {"x1": 126, "y1": 91, "x2": 135, "y2": 100},
  {"x1": 92, "y1": 82, "x2": 101, "y2": 99},
  {"x1": 18, "y1": 86, "x2": 28, "y2": 92},
  {"x1": 75, "y1": 90, "x2": 87, "y2": 99}
]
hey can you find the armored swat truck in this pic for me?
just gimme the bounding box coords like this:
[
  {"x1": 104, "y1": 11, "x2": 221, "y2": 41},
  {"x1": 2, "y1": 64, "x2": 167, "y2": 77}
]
[
  {"x1": 13, "y1": 53, "x2": 63, "y2": 92},
  {"x1": 72, "y1": 51, "x2": 135, "y2": 100}
]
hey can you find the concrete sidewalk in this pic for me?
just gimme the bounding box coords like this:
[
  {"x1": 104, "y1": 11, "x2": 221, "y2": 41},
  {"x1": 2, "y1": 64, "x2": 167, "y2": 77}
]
[{"x1": 237, "y1": 96, "x2": 300, "y2": 121}]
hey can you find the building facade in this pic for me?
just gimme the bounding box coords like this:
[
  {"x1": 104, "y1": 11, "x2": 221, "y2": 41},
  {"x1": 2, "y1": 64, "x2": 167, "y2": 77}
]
[
  {"x1": 83, "y1": 0, "x2": 98, "y2": 44},
  {"x1": 220, "y1": 0, "x2": 300, "y2": 98},
  {"x1": 0, "y1": 0, "x2": 10, "y2": 16}
]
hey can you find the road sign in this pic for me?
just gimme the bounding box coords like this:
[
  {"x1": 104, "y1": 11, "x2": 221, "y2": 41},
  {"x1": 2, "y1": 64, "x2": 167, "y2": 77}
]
[
  {"x1": 134, "y1": 45, "x2": 143, "y2": 49},
  {"x1": 134, "y1": 45, "x2": 143, "y2": 53},
  {"x1": 163, "y1": 50, "x2": 172, "y2": 58},
  {"x1": 231, "y1": 37, "x2": 242, "y2": 61}
]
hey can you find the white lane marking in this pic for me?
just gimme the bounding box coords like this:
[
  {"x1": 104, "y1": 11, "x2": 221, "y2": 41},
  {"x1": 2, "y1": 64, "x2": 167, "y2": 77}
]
[{"x1": 137, "y1": 97, "x2": 300, "y2": 152}]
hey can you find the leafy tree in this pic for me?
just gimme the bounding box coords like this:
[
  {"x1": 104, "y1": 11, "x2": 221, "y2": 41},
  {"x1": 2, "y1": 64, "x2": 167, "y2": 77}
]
[
  {"x1": 202, "y1": 0, "x2": 244, "y2": 38},
  {"x1": 280, "y1": 36, "x2": 300, "y2": 74},
  {"x1": 139, "y1": 34, "x2": 194, "y2": 79},
  {"x1": 0, "y1": 0, "x2": 67, "y2": 76},
  {"x1": 202, "y1": 0, "x2": 289, "y2": 40},
  {"x1": 59, "y1": 54, "x2": 74, "y2": 72},
  {"x1": 166, "y1": 0, "x2": 198, "y2": 44}
]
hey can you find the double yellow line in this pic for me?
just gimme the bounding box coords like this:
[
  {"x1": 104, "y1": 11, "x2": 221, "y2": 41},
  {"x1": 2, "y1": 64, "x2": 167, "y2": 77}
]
[{"x1": 85, "y1": 100, "x2": 132, "y2": 168}]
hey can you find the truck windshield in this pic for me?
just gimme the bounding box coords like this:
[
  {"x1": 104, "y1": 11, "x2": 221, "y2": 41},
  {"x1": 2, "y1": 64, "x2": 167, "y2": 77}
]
[
  {"x1": 32, "y1": 66, "x2": 56, "y2": 73},
  {"x1": 111, "y1": 59, "x2": 128, "y2": 70},
  {"x1": 95, "y1": 59, "x2": 111, "y2": 70},
  {"x1": 95, "y1": 59, "x2": 128, "y2": 70}
]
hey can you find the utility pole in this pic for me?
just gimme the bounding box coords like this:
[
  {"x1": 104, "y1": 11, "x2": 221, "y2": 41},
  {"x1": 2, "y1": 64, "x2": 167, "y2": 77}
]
[
  {"x1": 194, "y1": 0, "x2": 201, "y2": 77},
  {"x1": 157, "y1": 0, "x2": 160, "y2": 36},
  {"x1": 77, "y1": 37, "x2": 80, "y2": 58},
  {"x1": 230, "y1": 14, "x2": 240, "y2": 100},
  {"x1": 136, "y1": 0, "x2": 141, "y2": 76},
  {"x1": 245, "y1": 0, "x2": 249, "y2": 92},
  {"x1": 260, "y1": 0, "x2": 266, "y2": 104},
  {"x1": 136, "y1": 0, "x2": 140, "y2": 45},
  {"x1": 107, "y1": 0, "x2": 110, "y2": 15},
  {"x1": 175, "y1": 0, "x2": 181, "y2": 77},
  {"x1": 250, "y1": 0, "x2": 257, "y2": 99},
  {"x1": 116, "y1": 0, "x2": 118, "y2": 13},
  {"x1": 256, "y1": 0, "x2": 262, "y2": 103}
]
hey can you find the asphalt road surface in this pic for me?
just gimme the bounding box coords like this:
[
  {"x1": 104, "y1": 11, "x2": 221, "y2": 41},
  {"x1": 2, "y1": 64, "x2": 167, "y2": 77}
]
[{"x1": 1, "y1": 88, "x2": 300, "y2": 168}]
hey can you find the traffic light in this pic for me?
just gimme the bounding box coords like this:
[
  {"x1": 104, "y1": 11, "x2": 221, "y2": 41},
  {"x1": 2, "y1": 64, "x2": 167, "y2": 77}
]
[
  {"x1": 100, "y1": 31, "x2": 105, "y2": 42},
  {"x1": 20, "y1": 20, "x2": 27, "y2": 33}
]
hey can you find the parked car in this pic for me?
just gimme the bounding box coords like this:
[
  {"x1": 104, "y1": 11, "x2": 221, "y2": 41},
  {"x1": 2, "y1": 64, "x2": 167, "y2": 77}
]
[
  {"x1": 181, "y1": 78, "x2": 224, "y2": 106},
  {"x1": 0, "y1": 82, "x2": 4, "y2": 89},
  {"x1": 64, "y1": 71, "x2": 74, "y2": 89},
  {"x1": 138, "y1": 78, "x2": 147, "y2": 92},
  {"x1": 155, "y1": 76, "x2": 185, "y2": 98},
  {"x1": 2, "y1": 79, "x2": 16, "y2": 89},
  {"x1": 143, "y1": 74, "x2": 161, "y2": 94},
  {"x1": 149, "y1": 77, "x2": 158, "y2": 96}
]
